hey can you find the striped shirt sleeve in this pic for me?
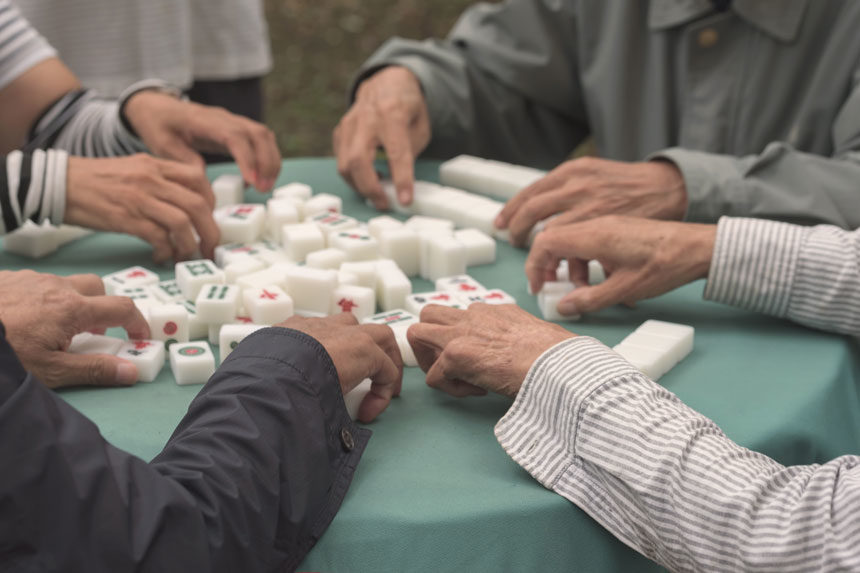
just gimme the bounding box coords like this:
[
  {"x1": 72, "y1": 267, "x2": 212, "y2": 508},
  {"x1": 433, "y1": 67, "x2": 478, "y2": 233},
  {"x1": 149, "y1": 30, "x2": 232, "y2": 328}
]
[
  {"x1": 0, "y1": 0, "x2": 55, "y2": 90},
  {"x1": 496, "y1": 337, "x2": 860, "y2": 572},
  {"x1": 0, "y1": 149, "x2": 67, "y2": 234},
  {"x1": 704, "y1": 216, "x2": 860, "y2": 335}
]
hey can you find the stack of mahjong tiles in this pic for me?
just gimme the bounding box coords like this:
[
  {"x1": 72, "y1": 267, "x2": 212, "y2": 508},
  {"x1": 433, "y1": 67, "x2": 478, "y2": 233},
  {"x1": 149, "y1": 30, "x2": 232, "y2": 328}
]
[{"x1": 78, "y1": 178, "x2": 510, "y2": 392}]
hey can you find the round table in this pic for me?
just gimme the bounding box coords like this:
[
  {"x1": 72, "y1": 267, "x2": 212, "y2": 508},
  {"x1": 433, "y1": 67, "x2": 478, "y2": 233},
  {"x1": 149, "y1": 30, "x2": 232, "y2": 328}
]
[{"x1": 3, "y1": 158, "x2": 859, "y2": 572}]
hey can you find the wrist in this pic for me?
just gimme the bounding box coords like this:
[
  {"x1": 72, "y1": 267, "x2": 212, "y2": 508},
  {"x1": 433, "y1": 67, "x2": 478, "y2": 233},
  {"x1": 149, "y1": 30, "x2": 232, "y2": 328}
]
[
  {"x1": 650, "y1": 159, "x2": 687, "y2": 220},
  {"x1": 685, "y1": 223, "x2": 717, "y2": 280},
  {"x1": 119, "y1": 80, "x2": 183, "y2": 136}
]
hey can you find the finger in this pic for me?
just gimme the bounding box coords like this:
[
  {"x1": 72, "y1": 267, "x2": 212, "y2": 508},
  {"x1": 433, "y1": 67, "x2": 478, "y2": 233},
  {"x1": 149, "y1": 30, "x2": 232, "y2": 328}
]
[
  {"x1": 495, "y1": 169, "x2": 568, "y2": 229},
  {"x1": 558, "y1": 271, "x2": 642, "y2": 315},
  {"x1": 138, "y1": 194, "x2": 200, "y2": 261},
  {"x1": 406, "y1": 323, "x2": 441, "y2": 373},
  {"x1": 245, "y1": 121, "x2": 281, "y2": 190},
  {"x1": 64, "y1": 273, "x2": 105, "y2": 296},
  {"x1": 126, "y1": 217, "x2": 174, "y2": 264},
  {"x1": 159, "y1": 158, "x2": 216, "y2": 210},
  {"x1": 74, "y1": 295, "x2": 151, "y2": 340},
  {"x1": 153, "y1": 177, "x2": 220, "y2": 259},
  {"x1": 568, "y1": 257, "x2": 590, "y2": 287},
  {"x1": 379, "y1": 120, "x2": 415, "y2": 205},
  {"x1": 220, "y1": 129, "x2": 260, "y2": 190},
  {"x1": 358, "y1": 343, "x2": 402, "y2": 422},
  {"x1": 419, "y1": 304, "x2": 466, "y2": 326},
  {"x1": 525, "y1": 233, "x2": 567, "y2": 295},
  {"x1": 360, "y1": 324, "x2": 404, "y2": 395},
  {"x1": 350, "y1": 147, "x2": 387, "y2": 210},
  {"x1": 424, "y1": 353, "x2": 487, "y2": 398},
  {"x1": 508, "y1": 188, "x2": 572, "y2": 247},
  {"x1": 41, "y1": 352, "x2": 139, "y2": 388}
]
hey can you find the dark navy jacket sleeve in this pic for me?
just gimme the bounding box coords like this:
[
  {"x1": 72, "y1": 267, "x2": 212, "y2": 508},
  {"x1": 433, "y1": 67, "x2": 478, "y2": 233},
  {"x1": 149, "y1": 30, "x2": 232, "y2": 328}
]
[{"x1": 0, "y1": 325, "x2": 370, "y2": 572}]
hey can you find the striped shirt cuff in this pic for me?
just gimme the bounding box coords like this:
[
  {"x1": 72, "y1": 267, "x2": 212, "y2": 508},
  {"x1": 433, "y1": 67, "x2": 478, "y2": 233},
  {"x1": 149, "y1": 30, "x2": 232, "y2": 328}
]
[
  {"x1": 494, "y1": 336, "x2": 640, "y2": 489},
  {"x1": 1, "y1": 149, "x2": 68, "y2": 234},
  {"x1": 704, "y1": 217, "x2": 805, "y2": 317}
]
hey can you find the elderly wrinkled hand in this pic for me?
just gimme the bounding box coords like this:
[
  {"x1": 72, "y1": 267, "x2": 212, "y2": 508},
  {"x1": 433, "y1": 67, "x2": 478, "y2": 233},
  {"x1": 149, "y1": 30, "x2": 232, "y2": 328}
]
[
  {"x1": 124, "y1": 90, "x2": 282, "y2": 191},
  {"x1": 407, "y1": 303, "x2": 574, "y2": 398},
  {"x1": 495, "y1": 157, "x2": 688, "y2": 247},
  {"x1": 525, "y1": 215, "x2": 716, "y2": 316},
  {"x1": 277, "y1": 312, "x2": 404, "y2": 422},
  {"x1": 333, "y1": 66, "x2": 431, "y2": 210},
  {"x1": 0, "y1": 269, "x2": 150, "y2": 388}
]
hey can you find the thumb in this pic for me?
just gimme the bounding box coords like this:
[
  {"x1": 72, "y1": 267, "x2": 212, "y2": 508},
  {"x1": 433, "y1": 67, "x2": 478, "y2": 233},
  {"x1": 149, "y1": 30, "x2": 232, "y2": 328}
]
[
  {"x1": 44, "y1": 352, "x2": 139, "y2": 388},
  {"x1": 558, "y1": 272, "x2": 640, "y2": 315}
]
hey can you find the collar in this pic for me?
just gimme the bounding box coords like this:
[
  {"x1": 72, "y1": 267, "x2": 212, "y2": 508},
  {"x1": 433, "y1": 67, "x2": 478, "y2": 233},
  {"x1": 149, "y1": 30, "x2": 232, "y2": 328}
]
[{"x1": 648, "y1": 0, "x2": 809, "y2": 43}]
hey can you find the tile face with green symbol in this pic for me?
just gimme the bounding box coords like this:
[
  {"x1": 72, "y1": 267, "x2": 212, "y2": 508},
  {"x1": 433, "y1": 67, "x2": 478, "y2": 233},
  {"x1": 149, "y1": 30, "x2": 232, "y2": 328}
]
[
  {"x1": 218, "y1": 324, "x2": 264, "y2": 365},
  {"x1": 116, "y1": 286, "x2": 160, "y2": 312},
  {"x1": 151, "y1": 279, "x2": 185, "y2": 303},
  {"x1": 361, "y1": 309, "x2": 419, "y2": 368},
  {"x1": 175, "y1": 259, "x2": 225, "y2": 300},
  {"x1": 195, "y1": 283, "x2": 240, "y2": 325},
  {"x1": 169, "y1": 341, "x2": 216, "y2": 385}
]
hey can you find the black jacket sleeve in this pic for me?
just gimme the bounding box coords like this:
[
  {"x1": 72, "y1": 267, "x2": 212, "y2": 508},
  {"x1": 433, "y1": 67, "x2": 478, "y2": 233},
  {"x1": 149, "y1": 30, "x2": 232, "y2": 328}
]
[{"x1": 0, "y1": 325, "x2": 369, "y2": 572}]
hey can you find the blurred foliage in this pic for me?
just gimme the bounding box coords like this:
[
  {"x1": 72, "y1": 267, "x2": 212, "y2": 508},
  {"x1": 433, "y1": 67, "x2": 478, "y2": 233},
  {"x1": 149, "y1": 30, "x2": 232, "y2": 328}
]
[{"x1": 263, "y1": 0, "x2": 473, "y2": 157}]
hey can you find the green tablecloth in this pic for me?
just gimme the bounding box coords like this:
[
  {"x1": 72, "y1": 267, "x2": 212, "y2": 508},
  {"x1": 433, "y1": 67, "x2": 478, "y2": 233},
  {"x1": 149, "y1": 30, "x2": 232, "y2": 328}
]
[{"x1": 2, "y1": 158, "x2": 859, "y2": 572}]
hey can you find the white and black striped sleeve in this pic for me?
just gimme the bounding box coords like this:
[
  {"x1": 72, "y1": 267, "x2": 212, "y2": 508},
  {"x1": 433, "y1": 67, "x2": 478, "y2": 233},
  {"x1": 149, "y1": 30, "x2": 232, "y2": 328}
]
[
  {"x1": 495, "y1": 337, "x2": 860, "y2": 572},
  {"x1": 704, "y1": 217, "x2": 860, "y2": 336},
  {"x1": 0, "y1": 149, "x2": 67, "y2": 233}
]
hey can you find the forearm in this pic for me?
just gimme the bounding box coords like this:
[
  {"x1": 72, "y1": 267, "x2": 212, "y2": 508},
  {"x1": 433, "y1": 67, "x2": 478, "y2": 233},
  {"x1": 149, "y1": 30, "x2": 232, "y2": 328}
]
[
  {"x1": 496, "y1": 337, "x2": 860, "y2": 571},
  {"x1": 0, "y1": 327, "x2": 367, "y2": 572},
  {"x1": 653, "y1": 144, "x2": 860, "y2": 227},
  {"x1": 354, "y1": 0, "x2": 588, "y2": 167},
  {"x1": 0, "y1": 149, "x2": 67, "y2": 233},
  {"x1": 705, "y1": 217, "x2": 860, "y2": 336}
]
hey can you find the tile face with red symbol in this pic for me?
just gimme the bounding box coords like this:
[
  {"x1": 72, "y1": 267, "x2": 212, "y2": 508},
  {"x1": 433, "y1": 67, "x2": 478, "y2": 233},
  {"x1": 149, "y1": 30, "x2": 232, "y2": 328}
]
[
  {"x1": 404, "y1": 291, "x2": 467, "y2": 316},
  {"x1": 460, "y1": 289, "x2": 516, "y2": 306},
  {"x1": 434, "y1": 275, "x2": 487, "y2": 295},
  {"x1": 214, "y1": 204, "x2": 266, "y2": 245},
  {"x1": 103, "y1": 266, "x2": 159, "y2": 295},
  {"x1": 329, "y1": 229, "x2": 379, "y2": 262},
  {"x1": 115, "y1": 339, "x2": 166, "y2": 382},
  {"x1": 330, "y1": 285, "x2": 376, "y2": 322},
  {"x1": 146, "y1": 303, "x2": 190, "y2": 349},
  {"x1": 242, "y1": 286, "x2": 294, "y2": 325},
  {"x1": 310, "y1": 212, "x2": 358, "y2": 243},
  {"x1": 169, "y1": 342, "x2": 216, "y2": 386}
]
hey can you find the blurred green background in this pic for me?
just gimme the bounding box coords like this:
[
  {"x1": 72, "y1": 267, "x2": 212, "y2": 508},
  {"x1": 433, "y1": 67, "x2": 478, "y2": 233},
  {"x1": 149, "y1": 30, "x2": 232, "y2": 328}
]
[{"x1": 263, "y1": 0, "x2": 473, "y2": 158}]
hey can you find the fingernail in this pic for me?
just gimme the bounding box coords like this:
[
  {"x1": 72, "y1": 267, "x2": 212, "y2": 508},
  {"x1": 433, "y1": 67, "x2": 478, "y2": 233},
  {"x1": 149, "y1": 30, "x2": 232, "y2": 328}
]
[
  {"x1": 494, "y1": 215, "x2": 505, "y2": 228},
  {"x1": 116, "y1": 363, "x2": 138, "y2": 385},
  {"x1": 558, "y1": 301, "x2": 578, "y2": 316},
  {"x1": 398, "y1": 190, "x2": 411, "y2": 205}
]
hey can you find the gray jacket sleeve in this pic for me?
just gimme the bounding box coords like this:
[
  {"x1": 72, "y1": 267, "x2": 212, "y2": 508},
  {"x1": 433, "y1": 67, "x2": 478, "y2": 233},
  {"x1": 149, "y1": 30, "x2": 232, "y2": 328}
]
[
  {"x1": 0, "y1": 325, "x2": 369, "y2": 572},
  {"x1": 652, "y1": 75, "x2": 860, "y2": 227},
  {"x1": 354, "y1": 0, "x2": 590, "y2": 169}
]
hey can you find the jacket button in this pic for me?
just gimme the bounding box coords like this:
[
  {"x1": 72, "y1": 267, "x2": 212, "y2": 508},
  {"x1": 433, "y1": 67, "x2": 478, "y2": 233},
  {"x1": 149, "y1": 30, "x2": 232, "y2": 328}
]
[
  {"x1": 341, "y1": 427, "x2": 355, "y2": 451},
  {"x1": 698, "y1": 28, "x2": 719, "y2": 48}
]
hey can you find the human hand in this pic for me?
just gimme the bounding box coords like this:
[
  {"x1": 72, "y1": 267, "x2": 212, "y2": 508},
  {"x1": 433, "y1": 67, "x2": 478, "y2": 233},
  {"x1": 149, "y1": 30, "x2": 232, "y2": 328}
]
[
  {"x1": 123, "y1": 91, "x2": 281, "y2": 191},
  {"x1": 495, "y1": 157, "x2": 687, "y2": 247},
  {"x1": 333, "y1": 66, "x2": 432, "y2": 209},
  {"x1": 526, "y1": 216, "x2": 716, "y2": 316},
  {"x1": 0, "y1": 270, "x2": 150, "y2": 388},
  {"x1": 407, "y1": 304, "x2": 574, "y2": 398},
  {"x1": 277, "y1": 313, "x2": 403, "y2": 422},
  {"x1": 65, "y1": 154, "x2": 220, "y2": 263}
]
